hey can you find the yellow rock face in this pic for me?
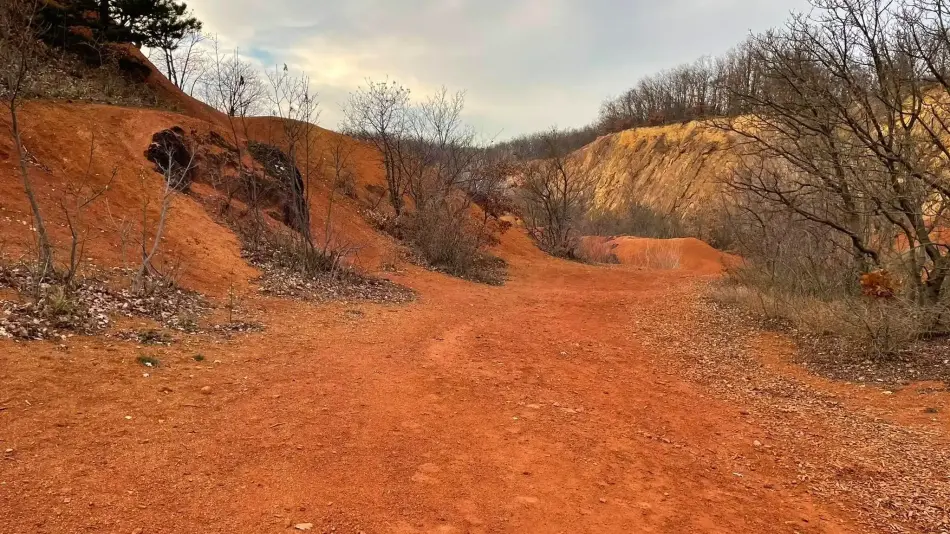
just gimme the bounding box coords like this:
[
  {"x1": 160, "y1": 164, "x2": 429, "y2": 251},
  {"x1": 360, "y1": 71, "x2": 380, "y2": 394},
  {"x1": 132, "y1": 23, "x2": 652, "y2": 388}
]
[{"x1": 572, "y1": 121, "x2": 736, "y2": 219}]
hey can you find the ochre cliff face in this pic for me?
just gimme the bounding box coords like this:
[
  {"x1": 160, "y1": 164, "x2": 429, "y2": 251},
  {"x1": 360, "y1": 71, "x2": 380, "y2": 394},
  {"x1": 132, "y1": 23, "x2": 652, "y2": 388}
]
[{"x1": 573, "y1": 121, "x2": 735, "y2": 220}]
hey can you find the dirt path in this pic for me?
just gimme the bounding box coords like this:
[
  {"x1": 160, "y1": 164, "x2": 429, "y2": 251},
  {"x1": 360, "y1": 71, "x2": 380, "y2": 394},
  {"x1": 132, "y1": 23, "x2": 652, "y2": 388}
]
[{"x1": 1, "y1": 235, "x2": 947, "y2": 533}]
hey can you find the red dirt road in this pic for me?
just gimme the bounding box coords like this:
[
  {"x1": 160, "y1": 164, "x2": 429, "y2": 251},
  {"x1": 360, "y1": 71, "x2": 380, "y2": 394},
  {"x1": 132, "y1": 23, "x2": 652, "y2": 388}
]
[{"x1": 0, "y1": 232, "x2": 945, "y2": 533}]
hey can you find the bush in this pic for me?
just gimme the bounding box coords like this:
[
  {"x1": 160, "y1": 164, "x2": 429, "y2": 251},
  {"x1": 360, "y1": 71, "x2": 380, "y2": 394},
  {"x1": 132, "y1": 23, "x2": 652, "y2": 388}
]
[
  {"x1": 582, "y1": 203, "x2": 686, "y2": 239},
  {"x1": 402, "y1": 203, "x2": 506, "y2": 285},
  {"x1": 572, "y1": 239, "x2": 620, "y2": 264},
  {"x1": 712, "y1": 276, "x2": 934, "y2": 357},
  {"x1": 233, "y1": 215, "x2": 349, "y2": 280}
]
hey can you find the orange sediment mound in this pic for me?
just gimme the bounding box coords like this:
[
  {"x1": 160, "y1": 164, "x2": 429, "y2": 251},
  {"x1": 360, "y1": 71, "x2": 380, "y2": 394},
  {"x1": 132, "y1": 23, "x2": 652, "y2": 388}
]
[{"x1": 581, "y1": 236, "x2": 736, "y2": 274}]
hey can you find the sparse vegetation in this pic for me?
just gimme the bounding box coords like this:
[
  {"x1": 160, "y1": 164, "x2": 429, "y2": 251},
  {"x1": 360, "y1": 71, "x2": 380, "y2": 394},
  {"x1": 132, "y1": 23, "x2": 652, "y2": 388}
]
[
  {"x1": 517, "y1": 128, "x2": 598, "y2": 258},
  {"x1": 702, "y1": 0, "x2": 950, "y2": 356},
  {"x1": 344, "y1": 81, "x2": 508, "y2": 283},
  {"x1": 581, "y1": 203, "x2": 686, "y2": 240},
  {"x1": 571, "y1": 238, "x2": 619, "y2": 265},
  {"x1": 136, "y1": 354, "x2": 160, "y2": 367},
  {"x1": 4, "y1": 2, "x2": 950, "y2": 533}
]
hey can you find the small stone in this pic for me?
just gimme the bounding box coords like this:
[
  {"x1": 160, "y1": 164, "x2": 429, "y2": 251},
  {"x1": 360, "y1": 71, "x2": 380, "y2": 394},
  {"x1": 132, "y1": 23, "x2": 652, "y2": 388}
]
[
  {"x1": 200, "y1": 386, "x2": 212, "y2": 395},
  {"x1": 294, "y1": 523, "x2": 313, "y2": 531},
  {"x1": 753, "y1": 440, "x2": 762, "y2": 447},
  {"x1": 599, "y1": 498, "x2": 608, "y2": 504}
]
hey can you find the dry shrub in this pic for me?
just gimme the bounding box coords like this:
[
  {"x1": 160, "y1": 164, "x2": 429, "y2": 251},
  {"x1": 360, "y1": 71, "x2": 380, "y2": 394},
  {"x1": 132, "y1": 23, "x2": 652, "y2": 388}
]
[
  {"x1": 712, "y1": 280, "x2": 930, "y2": 357},
  {"x1": 706, "y1": 185, "x2": 949, "y2": 357},
  {"x1": 572, "y1": 239, "x2": 619, "y2": 264},
  {"x1": 256, "y1": 230, "x2": 351, "y2": 279},
  {"x1": 626, "y1": 241, "x2": 683, "y2": 270},
  {"x1": 402, "y1": 203, "x2": 506, "y2": 285},
  {"x1": 230, "y1": 213, "x2": 350, "y2": 280},
  {"x1": 582, "y1": 203, "x2": 686, "y2": 240}
]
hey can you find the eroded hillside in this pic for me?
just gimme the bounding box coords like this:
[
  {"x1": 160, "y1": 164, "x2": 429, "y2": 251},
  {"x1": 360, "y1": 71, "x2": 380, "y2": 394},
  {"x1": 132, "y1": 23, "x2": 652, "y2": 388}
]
[{"x1": 574, "y1": 121, "x2": 734, "y2": 223}]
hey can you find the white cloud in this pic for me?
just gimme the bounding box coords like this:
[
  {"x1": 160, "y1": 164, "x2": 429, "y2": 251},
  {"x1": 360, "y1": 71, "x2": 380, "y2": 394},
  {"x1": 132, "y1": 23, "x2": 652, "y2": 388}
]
[{"x1": 185, "y1": 0, "x2": 809, "y2": 137}]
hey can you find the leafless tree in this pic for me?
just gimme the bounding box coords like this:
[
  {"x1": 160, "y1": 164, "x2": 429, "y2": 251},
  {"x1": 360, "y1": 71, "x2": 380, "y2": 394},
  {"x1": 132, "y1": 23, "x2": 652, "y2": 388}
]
[
  {"x1": 135, "y1": 140, "x2": 194, "y2": 293},
  {"x1": 265, "y1": 63, "x2": 319, "y2": 245},
  {"x1": 202, "y1": 37, "x2": 266, "y2": 118},
  {"x1": 718, "y1": 0, "x2": 950, "y2": 307},
  {"x1": 201, "y1": 38, "x2": 266, "y2": 228},
  {"x1": 152, "y1": 29, "x2": 207, "y2": 95},
  {"x1": 59, "y1": 136, "x2": 115, "y2": 288},
  {"x1": 322, "y1": 133, "x2": 356, "y2": 252},
  {"x1": 345, "y1": 81, "x2": 503, "y2": 278},
  {"x1": 342, "y1": 79, "x2": 412, "y2": 216},
  {"x1": 403, "y1": 87, "x2": 482, "y2": 209},
  {"x1": 1, "y1": 0, "x2": 54, "y2": 277},
  {"x1": 518, "y1": 129, "x2": 598, "y2": 257},
  {"x1": 598, "y1": 39, "x2": 763, "y2": 134}
]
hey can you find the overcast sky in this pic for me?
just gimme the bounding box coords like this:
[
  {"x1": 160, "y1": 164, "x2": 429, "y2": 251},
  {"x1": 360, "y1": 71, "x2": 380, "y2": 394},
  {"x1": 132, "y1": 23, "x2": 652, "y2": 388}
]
[{"x1": 187, "y1": 0, "x2": 810, "y2": 139}]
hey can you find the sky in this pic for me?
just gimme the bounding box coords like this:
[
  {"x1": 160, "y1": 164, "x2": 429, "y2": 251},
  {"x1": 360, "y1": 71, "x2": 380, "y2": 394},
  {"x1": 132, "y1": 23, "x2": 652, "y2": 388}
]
[{"x1": 186, "y1": 0, "x2": 810, "y2": 139}]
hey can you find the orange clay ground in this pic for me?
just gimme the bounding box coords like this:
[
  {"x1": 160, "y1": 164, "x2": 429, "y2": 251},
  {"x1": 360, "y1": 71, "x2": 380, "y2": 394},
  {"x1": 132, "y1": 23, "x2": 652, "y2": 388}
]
[{"x1": 0, "y1": 98, "x2": 949, "y2": 533}]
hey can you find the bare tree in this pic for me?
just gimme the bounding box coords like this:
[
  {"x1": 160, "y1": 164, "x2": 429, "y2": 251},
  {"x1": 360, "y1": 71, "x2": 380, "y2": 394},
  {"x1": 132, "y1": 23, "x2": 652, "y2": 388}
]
[
  {"x1": 403, "y1": 87, "x2": 481, "y2": 209},
  {"x1": 202, "y1": 37, "x2": 266, "y2": 119},
  {"x1": 152, "y1": 29, "x2": 207, "y2": 95},
  {"x1": 322, "y1": 133, "x2": 356, "y2": 252},
  {"x1": 342, "y1": 79, "x2": 412, "y2": 216},
  {"x1": 265, "y1": 63, "x2": 319, "y2": 245},
  {"x1": 718, "y1": 0, "x2": 950, "y2": 308},
  {"x1": 60, "y1": 136, "x2": 115, "y2": 288},
  {"x1": 135, "y1": 138, "x2": 194, "y2": 292},
  {"x1": 1, "y1": 0, "x2": 54, "y2": 277},
  {"x1": 518, "y1": 129, "x2": 598, "y2": 257},
  {"x1": 201, "y1": 38, "x2": 266, "y2": 230},
  {"x1": 597, "y1": 39, "x2": 762, "y2": 134}
]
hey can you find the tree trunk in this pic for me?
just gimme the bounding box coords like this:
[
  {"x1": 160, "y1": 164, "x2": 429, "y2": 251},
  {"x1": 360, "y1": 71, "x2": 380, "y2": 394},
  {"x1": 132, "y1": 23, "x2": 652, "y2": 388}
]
[
  {"x1": 99, "y1": 0, "x2": 110, "y2": 27},
  {"x1": 10, "y1": 100, "x2": 54, "y2": 277}
]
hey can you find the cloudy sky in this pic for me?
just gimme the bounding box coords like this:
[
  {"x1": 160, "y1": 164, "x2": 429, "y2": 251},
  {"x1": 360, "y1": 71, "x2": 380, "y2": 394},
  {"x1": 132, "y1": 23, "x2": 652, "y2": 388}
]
[{"x1": 187, "y1": 0, "x2": 810, "y2": 138}]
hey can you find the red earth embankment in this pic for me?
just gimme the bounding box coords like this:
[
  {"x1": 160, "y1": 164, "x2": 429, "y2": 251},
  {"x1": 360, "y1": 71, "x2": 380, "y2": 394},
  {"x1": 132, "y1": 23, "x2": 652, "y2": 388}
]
[{"x1": 579, "y1": 236, "x2": 737, "y2": 275}]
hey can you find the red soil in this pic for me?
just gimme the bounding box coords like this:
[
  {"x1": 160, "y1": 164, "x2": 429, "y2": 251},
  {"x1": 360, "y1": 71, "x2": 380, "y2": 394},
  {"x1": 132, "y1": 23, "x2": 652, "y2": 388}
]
[
  {"x1": 0, "y1": 235, "x2": 864, "y2": 534},
  {"x1": 581, "y1": 236, "x2": 738, "y2": 274},
  {"x1": 1, "y1": 92, "x2": 947, "y2": 533}
]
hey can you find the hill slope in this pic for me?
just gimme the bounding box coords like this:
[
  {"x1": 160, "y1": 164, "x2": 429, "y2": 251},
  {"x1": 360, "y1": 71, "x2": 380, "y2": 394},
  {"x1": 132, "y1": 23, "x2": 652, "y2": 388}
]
[{"x1": 574, "y1": 121, "x2": 734, "y2": 223}]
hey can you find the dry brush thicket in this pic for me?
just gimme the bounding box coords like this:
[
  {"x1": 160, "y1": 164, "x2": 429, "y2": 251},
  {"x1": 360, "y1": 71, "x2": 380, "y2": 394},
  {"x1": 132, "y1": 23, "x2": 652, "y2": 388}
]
[
  {"x1": 506, "y1": 0, "x2": 950, "y2": 356},
  {"x1": 708, "y1": 0, "x2": 950, "y2": 356},
  {"x1": 343, "y1": 81, "x2": 510, "y2": 284}
]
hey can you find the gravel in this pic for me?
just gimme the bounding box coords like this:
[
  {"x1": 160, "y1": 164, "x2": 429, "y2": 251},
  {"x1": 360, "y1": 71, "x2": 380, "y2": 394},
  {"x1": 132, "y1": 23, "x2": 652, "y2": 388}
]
[{"x1": 659, "y1": 283, "x2": 950, "y2": 533}]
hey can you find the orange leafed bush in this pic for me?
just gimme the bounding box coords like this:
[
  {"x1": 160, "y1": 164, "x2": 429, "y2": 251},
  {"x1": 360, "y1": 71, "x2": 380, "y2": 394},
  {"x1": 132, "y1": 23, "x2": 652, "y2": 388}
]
[{"x1": 860, "y1": 270, "x2": 899, "y2": 299}]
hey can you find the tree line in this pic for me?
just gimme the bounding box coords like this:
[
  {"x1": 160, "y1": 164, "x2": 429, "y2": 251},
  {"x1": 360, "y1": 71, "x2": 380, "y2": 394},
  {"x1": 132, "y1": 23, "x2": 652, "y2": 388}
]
[
  {"x1": 498, "y1": 0, "x2": 950, "y2": 353},
  {"x1": 497, "y1": 39, "x2": 765, "y2": 159},
  {"x1": 597, "y1": 42, "x2": 760, "y2": 133}
]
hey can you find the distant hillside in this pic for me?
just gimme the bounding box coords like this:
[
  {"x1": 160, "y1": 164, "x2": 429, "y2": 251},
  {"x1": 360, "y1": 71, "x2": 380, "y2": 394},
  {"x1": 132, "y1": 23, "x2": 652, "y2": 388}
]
[{"x1": 572, "y1": 121, "x2": 734, "y2": 226}]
